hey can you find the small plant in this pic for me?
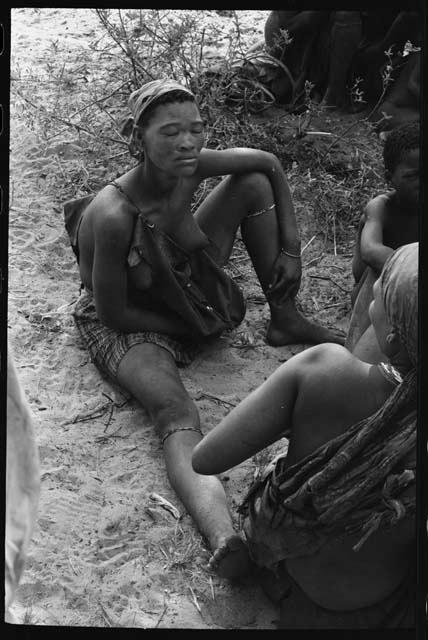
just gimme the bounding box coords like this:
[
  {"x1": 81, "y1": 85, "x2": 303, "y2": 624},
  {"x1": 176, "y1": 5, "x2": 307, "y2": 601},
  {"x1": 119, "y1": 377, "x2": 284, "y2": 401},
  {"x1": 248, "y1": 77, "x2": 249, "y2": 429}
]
[
  {"x1": 326, "y1": 46, "x2": 397, "y2": 155},
  {"x1": 349, "y1": 77, "x2": 367, "y2": 107}
]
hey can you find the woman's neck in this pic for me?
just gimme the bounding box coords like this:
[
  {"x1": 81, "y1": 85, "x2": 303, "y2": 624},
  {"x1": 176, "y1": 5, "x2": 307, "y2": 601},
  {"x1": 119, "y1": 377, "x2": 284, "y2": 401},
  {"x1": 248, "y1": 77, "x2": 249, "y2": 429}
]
[
  {"x1": 137, "y1": 160, "x2": 180, "y2": 197},
  {"x1": 387, "y1": 350, "x2": 413, "y2": 379}
]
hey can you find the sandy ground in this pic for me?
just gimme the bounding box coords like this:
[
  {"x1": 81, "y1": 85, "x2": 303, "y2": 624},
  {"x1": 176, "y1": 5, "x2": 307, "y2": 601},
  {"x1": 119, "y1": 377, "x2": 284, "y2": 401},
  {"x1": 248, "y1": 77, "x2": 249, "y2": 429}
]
[{"x1": 8, "y1": 8, "x2": 356, "y2": 629}]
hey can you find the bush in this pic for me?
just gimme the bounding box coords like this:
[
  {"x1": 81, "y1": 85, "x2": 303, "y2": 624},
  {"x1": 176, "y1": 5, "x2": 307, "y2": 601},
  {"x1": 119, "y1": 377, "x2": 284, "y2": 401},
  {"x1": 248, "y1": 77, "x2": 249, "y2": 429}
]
[{"x1": 11, "y1": 9, "x2": 385, "y2": 247}]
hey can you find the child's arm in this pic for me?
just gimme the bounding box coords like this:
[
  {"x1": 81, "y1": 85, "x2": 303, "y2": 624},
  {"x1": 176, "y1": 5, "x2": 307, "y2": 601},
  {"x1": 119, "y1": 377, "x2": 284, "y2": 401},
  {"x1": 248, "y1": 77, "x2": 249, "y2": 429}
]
[
  {"x1": 351, "y1": 214, "x2": 367, "y2": 282},
  {"x1": 360, "y1": 195, "x2": 394, "y2": 275}
]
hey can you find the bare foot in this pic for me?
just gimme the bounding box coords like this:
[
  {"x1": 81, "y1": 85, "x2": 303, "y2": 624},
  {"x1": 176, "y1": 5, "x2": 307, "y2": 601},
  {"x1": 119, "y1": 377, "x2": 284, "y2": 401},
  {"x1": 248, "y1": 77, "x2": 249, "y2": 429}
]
[
  {"x1": 207, "y1": 534, "x2": 253, "y2": 580},
  {"x1": 267, "y1": 305, "x2": 345, "y2": 346}
]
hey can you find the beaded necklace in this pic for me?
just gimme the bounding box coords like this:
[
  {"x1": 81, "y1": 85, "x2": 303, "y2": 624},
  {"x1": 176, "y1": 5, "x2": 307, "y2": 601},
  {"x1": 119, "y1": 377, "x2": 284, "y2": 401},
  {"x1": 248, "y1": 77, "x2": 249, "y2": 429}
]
[{"x1": 377, "y1": 361, "x2": 403, "y2": 386}]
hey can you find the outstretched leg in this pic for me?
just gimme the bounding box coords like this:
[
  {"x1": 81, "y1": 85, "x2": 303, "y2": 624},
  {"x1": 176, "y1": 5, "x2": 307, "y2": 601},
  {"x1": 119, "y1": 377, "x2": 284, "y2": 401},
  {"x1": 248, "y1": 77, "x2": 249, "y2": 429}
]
[
  {"x1": 195, "y1": 172, "x2": 344, "y2": 345},
  {"x1": 116, "y1": 342, "x2": 251, "y2": 579}
]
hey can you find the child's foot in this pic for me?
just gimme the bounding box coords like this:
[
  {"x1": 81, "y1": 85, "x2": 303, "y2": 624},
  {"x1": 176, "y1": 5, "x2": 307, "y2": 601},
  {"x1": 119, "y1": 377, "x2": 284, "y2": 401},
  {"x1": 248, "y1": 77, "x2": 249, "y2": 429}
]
[
  {"x1": 208, "y1": 534, "x2": 252, "y2": 580},
  {"x1": 267, "y1": 306, "x2": 345, "y2": 346}
]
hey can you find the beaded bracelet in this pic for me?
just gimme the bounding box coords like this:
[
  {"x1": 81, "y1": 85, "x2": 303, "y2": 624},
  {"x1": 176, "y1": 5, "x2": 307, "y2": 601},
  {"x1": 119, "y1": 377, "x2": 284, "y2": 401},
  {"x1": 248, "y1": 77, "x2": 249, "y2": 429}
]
[{"x1": 281, "y1": 248, "x2": 301, "y2": 259}]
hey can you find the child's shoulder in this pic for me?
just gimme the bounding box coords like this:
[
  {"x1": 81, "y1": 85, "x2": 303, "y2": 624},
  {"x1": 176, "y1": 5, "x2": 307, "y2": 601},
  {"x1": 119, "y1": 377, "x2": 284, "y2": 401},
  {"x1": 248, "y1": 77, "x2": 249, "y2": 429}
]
[{"x1": 364, "y1": 190, "x2": 395, "y2": 218}]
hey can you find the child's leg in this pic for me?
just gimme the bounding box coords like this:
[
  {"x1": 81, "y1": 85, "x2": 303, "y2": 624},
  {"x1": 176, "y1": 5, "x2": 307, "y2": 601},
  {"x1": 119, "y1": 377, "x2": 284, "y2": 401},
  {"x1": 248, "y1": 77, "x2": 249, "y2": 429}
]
[
  {"x1": 345, "y1": 267, "x2": 377, "y2": 351},
  {"x1": 352, "y1": 325, "x2": 384, "y2": 364},
  {"x1": 116, "y1": 342, "x2": 251, "y2": 579},
  {"x1": 194, "y1": 173, "x2": 343, "y2": 345}
]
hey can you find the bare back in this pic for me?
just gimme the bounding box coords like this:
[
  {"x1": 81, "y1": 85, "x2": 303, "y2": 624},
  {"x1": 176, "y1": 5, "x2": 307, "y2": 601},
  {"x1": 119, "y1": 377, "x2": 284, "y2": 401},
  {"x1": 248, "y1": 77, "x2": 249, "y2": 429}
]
[{"x1": 284, "y1": 346, "x2": 415, "y2": 610}]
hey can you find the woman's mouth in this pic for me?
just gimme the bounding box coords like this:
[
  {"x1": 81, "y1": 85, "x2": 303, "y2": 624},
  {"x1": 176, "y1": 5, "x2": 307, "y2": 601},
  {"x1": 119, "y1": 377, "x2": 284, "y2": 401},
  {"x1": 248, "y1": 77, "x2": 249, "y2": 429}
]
[{"x1": 177, "y1": 157, "x2": 198, "y2": 165}]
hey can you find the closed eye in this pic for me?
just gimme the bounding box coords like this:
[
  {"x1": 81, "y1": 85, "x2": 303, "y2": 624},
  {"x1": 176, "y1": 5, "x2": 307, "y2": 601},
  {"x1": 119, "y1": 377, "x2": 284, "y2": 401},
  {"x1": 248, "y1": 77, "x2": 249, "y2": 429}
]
[{"x1": 403, "y1": 169, "x2": 419, "y2": 178}]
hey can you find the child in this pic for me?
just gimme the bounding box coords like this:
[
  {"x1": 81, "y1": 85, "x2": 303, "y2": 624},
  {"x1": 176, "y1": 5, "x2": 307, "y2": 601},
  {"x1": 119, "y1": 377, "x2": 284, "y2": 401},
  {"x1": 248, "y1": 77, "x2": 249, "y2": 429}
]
[
  {"x1": 345, "y1": 121, "x2": 419, "y2": 363},
  {"x1": 192, "y1": 243, "x2": 418, "y2": 628}
]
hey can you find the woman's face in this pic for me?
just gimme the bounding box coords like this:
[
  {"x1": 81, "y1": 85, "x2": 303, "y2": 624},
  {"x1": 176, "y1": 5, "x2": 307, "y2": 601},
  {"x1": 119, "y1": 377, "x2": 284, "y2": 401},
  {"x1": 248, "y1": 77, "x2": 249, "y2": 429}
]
[
  {"x1": 140, "y1": 100, "x2": 205, "y2": 176},
  {"x1": 369, "y1": 278, "x2": 393, "y2": 355}
]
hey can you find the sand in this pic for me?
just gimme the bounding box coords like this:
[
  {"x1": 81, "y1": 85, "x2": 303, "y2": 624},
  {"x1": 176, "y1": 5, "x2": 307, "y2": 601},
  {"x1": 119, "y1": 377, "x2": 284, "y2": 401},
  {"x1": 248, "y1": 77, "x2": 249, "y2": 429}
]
[{"x1": 8, "y1": 8, "x2": 356, "y2": 629}]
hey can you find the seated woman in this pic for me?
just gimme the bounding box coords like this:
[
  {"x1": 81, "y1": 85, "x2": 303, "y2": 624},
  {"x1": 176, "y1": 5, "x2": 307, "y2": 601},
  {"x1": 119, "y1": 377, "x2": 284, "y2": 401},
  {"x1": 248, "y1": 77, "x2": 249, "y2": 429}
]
[
  {"x1": 193, "y1": 242, "x2": 418, "y2": 627},
  {"x1": 63, "y1": 79, "x2": 342, "y2": 578}
]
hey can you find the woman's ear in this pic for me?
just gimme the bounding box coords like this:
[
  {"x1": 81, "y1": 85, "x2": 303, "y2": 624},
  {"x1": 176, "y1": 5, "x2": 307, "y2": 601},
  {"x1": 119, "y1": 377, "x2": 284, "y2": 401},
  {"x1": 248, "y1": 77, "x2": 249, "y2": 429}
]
[
  {"x1": 120, "y1": 116, "x2": 134, "y2": 138},
  {"x1": 134, "y1": 126, "x2": 144, "y2": 143},
  {"x1": 128, "y1": 126, "x2": 145, "y2": 160}
]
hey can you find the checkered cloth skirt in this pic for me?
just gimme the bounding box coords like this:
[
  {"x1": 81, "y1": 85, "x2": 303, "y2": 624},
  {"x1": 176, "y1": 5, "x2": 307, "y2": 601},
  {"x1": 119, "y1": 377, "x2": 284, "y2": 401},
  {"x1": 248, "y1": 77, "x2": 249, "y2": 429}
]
[{"x1": 73, "y1": 291, "x2": 199, "y2": 380}]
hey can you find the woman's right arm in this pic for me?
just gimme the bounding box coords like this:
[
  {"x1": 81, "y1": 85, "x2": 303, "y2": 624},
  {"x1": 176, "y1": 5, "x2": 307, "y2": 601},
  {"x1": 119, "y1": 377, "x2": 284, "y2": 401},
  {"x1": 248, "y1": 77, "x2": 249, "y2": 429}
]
[
  {"x1": 192, "y1": 350, "x2": 304, "y2": 474},
  {"x1": 192, "y1": 344, "x2": 359, "y2": 476},
  {"x1": 92, "y1": 209, "x2": 191, "y2": 336}
]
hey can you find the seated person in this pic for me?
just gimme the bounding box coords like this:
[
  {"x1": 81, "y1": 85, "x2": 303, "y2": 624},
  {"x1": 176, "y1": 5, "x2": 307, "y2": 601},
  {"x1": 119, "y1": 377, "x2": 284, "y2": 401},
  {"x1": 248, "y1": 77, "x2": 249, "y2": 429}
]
[
  {"x1": 6, "y1": 349, "x2": 40, "y2": 622},
  {"x1": 373, "y1": 51, "x2": 420, "y2": 133},
  {"x1": 63, "y1": 79, "x2": 342, "y2": 579},
  {"x1": 350, "y1": 10, "x2": 421, "y2": 110},
  {"x1": 193, "y1": 242, "x2": 418, "y2": 628},
  {"x1": 345, "y1": 121, "x2": 419, "y2": 363},
  {"x1": 264, "y1": 10, "x2": 362, "y2": 109}
]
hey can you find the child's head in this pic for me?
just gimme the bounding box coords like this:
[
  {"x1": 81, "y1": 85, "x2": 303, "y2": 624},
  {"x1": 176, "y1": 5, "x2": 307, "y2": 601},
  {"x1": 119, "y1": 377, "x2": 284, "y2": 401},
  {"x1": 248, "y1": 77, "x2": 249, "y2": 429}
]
[{"x1": 383, "y1": 122, "x2": 420, "y2": 207}]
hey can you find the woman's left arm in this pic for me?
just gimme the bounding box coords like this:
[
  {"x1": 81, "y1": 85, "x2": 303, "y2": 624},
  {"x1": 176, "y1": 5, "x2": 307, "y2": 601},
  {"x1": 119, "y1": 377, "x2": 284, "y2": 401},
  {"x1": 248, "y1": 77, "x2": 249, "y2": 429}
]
[{"x1": 197, "y1": 148, "x2": 301, "y2": 256}]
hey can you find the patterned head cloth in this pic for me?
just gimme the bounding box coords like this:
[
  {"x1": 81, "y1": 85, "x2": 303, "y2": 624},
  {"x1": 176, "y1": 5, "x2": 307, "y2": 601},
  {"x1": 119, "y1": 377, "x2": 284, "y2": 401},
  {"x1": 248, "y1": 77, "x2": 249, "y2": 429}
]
[
  {"x1": 127, "y1": 79, "x2": 194, "y2": 129},
  {"x1": 380, "y1": 242, "x2": 419, "y2": 367}
]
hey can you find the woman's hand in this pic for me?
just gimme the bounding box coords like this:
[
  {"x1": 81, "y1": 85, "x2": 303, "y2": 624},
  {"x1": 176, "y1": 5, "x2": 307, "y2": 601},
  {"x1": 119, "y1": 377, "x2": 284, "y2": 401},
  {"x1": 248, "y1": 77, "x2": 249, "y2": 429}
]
[{"x1": 267, "y1": 251, "x2": 302, "y2": 304}]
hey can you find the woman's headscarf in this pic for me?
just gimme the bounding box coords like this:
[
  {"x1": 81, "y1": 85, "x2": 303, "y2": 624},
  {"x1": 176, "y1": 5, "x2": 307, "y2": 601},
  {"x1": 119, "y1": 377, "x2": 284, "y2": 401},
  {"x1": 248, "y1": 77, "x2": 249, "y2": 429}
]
[
  {"x1": 380, "y1": 242, "x2": 419, "y2": 367},
  {"x1": 128, "y1": 79, "x2": 194, "y2": 126}
]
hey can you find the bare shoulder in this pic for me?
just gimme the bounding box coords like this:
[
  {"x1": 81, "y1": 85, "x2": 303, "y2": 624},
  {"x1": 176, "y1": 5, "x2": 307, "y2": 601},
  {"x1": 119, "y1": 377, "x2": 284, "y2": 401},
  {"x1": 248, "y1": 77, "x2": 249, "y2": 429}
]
[
  {"x1": 89, "y1": 185, "x2": 135, "y2": 242},
  {"x1": 296, "y1": 343, "x2": 367, "y2": 383},
  {"x1": 293, "y1": 344, "x2": 376, "y2": 420},
  {"x1": 364, "y1": 191, "x2": 394, "y2": 220},
  {"x1": 298, "y1": 342, "x2": 357, "y2": 364}
]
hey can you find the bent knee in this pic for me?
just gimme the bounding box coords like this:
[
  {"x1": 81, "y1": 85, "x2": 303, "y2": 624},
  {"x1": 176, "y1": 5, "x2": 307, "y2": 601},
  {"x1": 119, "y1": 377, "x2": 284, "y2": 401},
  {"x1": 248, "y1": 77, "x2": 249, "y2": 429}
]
[{"x1": 232, "y1": 172, "x2": 272, "y2": 203}]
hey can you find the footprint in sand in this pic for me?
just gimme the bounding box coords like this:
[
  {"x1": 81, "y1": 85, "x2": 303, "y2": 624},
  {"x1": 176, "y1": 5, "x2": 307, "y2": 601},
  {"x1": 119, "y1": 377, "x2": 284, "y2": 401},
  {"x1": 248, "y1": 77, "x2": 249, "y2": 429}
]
[
  {"x1": 42, "y1": 489, "x2": 103, "y2": 538},
  {"x1": 9, "y1": 228, "x2": 37, "y2": 251}
]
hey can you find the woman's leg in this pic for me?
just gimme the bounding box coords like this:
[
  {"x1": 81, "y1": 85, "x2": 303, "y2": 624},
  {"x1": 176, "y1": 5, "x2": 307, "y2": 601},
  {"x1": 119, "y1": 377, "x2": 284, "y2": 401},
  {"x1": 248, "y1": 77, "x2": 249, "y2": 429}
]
[
  {"x1": 116, "y1": 342, "x2": 250, "y2": 579},
  {"x1": 195, "y1": 172, "x2": 343, "y2": 345}
]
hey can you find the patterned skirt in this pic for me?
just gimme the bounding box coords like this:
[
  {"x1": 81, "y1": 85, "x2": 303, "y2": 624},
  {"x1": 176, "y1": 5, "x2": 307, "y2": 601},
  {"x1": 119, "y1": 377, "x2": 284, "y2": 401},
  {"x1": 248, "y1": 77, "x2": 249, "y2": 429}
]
[{"x1": 72, "y1": 291, "x2": 200, "y2": 381}]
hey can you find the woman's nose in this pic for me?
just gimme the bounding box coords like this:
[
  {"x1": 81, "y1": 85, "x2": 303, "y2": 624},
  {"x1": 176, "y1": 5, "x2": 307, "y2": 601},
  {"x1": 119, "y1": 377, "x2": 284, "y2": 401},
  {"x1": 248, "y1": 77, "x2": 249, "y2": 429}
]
[{"x1": 178, "y1": 132, "x2": 195, "y2": 149}]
